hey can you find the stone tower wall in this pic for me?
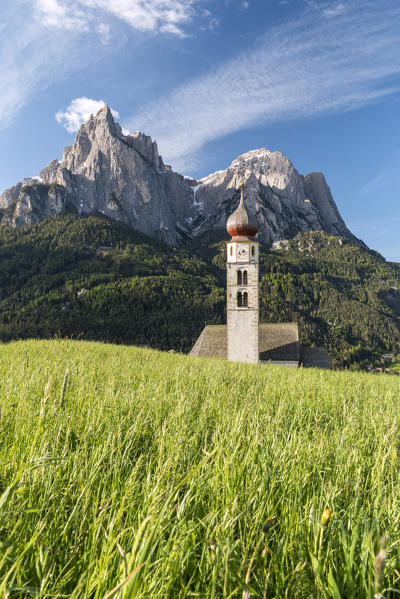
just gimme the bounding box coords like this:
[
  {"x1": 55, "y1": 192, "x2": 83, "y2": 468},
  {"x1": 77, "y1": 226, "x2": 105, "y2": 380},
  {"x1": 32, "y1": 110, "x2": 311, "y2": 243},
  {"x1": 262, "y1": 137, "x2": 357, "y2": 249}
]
[{"x1": 226, "y1": 252, "x2": 259, "y2": 364}]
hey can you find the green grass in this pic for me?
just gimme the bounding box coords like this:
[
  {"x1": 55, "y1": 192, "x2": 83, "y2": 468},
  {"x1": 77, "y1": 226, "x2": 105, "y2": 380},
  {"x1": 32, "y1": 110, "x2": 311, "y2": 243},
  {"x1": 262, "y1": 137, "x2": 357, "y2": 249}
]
[
  {"x1": 390, "y1": 360, "x2": 400, "y2": 375},
  {"x1": 1, "y1": 339, "x2": 400, "y2": 598}
]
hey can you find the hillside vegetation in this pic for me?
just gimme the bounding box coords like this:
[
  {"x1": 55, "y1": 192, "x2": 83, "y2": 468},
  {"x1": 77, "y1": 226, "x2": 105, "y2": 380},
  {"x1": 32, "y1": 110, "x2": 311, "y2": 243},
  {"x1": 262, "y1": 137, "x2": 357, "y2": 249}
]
[
  {"x1": 1, "y1": 215, "x2": 400, "y2": 368},
  {"x1": 0, "y1": 215, "x2": 224, "y2": 351},
  {"x1": 1, "y1": 339, "x2": 400, "y2": 597}
]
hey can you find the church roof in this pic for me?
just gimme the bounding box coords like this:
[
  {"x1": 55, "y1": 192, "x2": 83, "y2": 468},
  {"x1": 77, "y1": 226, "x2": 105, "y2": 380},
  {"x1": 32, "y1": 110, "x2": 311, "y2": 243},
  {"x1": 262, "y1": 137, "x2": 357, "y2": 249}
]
[
  {"x1": 259, "y1": 322, "x2": 300, "y2": 362},
  {"x1": 190, "y1": 322, "x2": 301, "y2": 362},
  {"x1": 189, "y1": 325, "x2": 228, "y2": 359}
]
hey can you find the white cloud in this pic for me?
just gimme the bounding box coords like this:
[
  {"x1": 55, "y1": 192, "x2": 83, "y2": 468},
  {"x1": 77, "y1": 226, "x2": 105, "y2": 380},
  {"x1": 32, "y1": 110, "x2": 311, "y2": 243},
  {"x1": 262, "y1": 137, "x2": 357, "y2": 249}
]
[
  {"x1": 97, "y1": 22, "x2": 111, "y2": 43},
  {"x1": 55, "y1": 98, "x2": 119, "y2": 132},
  {"x1": 128, "y1": 0, "x2": 400, "y2": 172},
  {"x1": 35, "y1": 0, "x2": 87, "y2": 29},
  {"x1": 200, "y1": 9, "x2": 220, "y2": 31},
  {"x1": 0, "y1": 0, "x2": 209, "y2": 132},
  {"x1": 322, "y1": 3, "x2": 346, "y2": 17},
  {"x1": 0, "y1": 3, "x2": 92, "y2": 130},
  {"x1": 33, "y1": 0, "x2": 206, "y2": 37},
  {"x1": 241, "y1": 1, "x2": 250, "y2": 9}
]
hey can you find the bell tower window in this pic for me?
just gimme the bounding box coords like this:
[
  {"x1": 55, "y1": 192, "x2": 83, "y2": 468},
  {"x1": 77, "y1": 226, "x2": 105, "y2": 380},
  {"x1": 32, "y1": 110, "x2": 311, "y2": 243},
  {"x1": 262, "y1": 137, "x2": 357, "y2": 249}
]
[
  {"x1": 243, "y1": 270, "x2": 248, "y2": 285},
  {"x1": 251, "y1": 245, "x2": 255, "y2": 257},
  {"x1": 237, "y1": 271, "x2": 242, "y2": 285},
  {"x1": 243, "y1": 292, "x2": 248, "y2": 307},
  {"x1": 237, "y1": 292, "x2": 242, "y2": 307}
]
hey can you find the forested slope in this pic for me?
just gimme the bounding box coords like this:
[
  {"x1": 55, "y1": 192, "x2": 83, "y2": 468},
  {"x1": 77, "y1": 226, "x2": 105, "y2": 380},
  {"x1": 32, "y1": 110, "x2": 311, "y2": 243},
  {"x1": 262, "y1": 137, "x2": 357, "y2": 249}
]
[
  {"x1": 0, "y1": 216, "x2": 224, "y2": 351},
  {"x1": 1, "y1": 215, "x2": 399, "y2": 368}
]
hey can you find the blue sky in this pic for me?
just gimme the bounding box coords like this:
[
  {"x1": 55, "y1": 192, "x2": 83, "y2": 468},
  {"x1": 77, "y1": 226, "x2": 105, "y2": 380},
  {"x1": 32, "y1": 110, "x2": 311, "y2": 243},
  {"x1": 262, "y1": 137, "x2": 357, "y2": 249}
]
[{"x1": 1, "y1": 0, "x2": 399, "y2": 260}]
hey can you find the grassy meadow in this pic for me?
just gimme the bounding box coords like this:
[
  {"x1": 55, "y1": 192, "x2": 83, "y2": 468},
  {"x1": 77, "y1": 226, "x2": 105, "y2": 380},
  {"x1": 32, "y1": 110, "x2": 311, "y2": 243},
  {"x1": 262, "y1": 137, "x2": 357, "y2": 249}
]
[{"x1": 1, "y1": 339, "x2": 400, "y2": 598}]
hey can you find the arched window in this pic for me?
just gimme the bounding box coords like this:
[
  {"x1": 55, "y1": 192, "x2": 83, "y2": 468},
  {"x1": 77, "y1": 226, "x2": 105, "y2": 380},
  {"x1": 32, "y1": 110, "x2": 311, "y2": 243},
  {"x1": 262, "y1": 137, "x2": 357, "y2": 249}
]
[
  {"x1": 243, "y1": 292, "x2": 248, "y2": 307},
  {"x1": 251, "y1": 245, "x2": 255, "y2": 257},
  {"x1": 243, "y1": 270, "x2": 248, "y2": 285},
  {"x1": 237, "y1": 292, "x2": 242, "y2": 307},
  {"x1": 237, "y1": 270, "x2": 242, "y2": 285},
  {"x1": 230, "y1": 246, "x2": 233, "y2": 257}
]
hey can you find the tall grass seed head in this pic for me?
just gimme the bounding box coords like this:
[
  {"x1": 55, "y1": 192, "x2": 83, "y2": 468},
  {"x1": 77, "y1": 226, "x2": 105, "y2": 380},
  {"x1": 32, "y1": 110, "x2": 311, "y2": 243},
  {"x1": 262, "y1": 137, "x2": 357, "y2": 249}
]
[{"x1": 321, "y1": 508, "x2": 332, "y2": 526}]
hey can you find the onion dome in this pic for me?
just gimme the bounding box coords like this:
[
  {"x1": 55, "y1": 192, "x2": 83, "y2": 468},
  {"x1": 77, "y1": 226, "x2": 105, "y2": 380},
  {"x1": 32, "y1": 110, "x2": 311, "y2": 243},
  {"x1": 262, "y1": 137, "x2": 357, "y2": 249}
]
[{"x1": 226, "y1": 183, "x2": 258, "y2": 239}]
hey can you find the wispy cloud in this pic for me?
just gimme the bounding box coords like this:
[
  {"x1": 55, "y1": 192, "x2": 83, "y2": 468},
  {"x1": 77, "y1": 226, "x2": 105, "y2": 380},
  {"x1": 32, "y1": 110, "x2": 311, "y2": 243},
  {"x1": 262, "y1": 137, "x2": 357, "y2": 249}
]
[
  {"x1": 358, "y1": 173, "x2": 386, "y2": 196},
  {"x1": 0, "y1": 3, "x2": 91, "y2": 129},
  {"x1": 358, "y1": 149, "x2": 400, "y2": 196},
  {"x1": 35, "y1": 0, "x2": 87, "y2": 30},
  {"x1": 0, "y1": 0, "x2": 212, "y2": 131},
  {"x1": 55, "y1": 98, "x2": 119, "y2": 132},
  {"x1": 128, "y1": 0, "x2": 400, "y2": 172},
  {"x1": 96, "y1": 22, "x2": 111, "y2": 44},
  {"x1": 348, "y1": 217, "x2": 400, "y2": 261},
  {"x1": 351, "y1": 149, "x2": 400, "y2": 260},
  {"x1": 322, "y1": 3, "x2": 346, "y2": 17},
  {"x1": 33, "y1": 0, "x2": 208, "y2": 38}
]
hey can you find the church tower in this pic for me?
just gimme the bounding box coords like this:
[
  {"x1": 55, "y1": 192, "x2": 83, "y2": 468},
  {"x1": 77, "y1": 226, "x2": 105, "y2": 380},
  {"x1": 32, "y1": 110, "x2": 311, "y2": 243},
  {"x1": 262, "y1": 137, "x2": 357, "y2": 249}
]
[{"x1": 226, "y1": 183, "x2": 259, "y2": 363}]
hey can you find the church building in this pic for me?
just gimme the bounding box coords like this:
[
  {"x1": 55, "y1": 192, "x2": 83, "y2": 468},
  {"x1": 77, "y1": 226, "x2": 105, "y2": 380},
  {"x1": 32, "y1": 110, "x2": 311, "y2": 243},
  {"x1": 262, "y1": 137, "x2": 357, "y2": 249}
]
[{"x1": 190, "y1": 184, "x2": 330, "y2": 369}]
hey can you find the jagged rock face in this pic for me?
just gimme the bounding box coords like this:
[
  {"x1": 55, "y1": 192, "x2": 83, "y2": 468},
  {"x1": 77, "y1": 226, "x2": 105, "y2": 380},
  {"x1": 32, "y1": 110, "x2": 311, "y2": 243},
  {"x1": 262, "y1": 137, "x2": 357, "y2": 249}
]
[
  {"x1": 0, "y1": 182, "x2": 22, "y2": 209},
  {"x1": 187, "y1": 149, "x2": 354, "y2": 245},
  {"x1": 303, "y1": 172, "x2": 348, "y2": 236},
  {"x1": 0, "y1": 106, "x2": 193, "y2": 244},
  {"x1": 1, "y1": 183, "x2": 74, "y2": 228},
  {"x1": 0, "y1": 107, "x2": 355, "y2": 246}
]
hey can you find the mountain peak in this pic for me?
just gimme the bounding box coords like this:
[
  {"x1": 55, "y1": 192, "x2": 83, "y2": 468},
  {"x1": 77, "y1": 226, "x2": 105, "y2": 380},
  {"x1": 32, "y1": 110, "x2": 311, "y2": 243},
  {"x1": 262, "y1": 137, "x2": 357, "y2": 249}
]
[
  {"x1": 59, "y1": 104, "x2": 126, "y2": 172},
  {"x1": 232, "y1": 148, "x2": 272, "y2": 163},
  {"x1": 95, "y1": 104, "x2": 118, "y2": 128},
  {"x1": 0, "y1": 109, "x2": 357, "y2": 247},
  {"x1": 83, "y1": 104, "x2": 121, "y2": 137},
  {"x1": 97, "y1": 103, "x2": 113, "y2": 117}
]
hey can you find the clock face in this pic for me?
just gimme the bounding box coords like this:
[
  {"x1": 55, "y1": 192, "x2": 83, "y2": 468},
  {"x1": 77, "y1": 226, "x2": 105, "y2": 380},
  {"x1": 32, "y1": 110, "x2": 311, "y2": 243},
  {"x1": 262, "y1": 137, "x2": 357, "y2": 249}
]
[{"x1": 237, "y1": 245, "x2": 249, "y2": 259}]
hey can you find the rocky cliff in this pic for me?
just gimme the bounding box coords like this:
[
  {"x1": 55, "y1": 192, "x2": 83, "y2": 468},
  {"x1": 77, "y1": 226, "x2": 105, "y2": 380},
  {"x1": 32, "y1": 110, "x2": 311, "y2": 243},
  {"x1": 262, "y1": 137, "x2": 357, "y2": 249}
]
[
  {"x1": 186, "y1": 149, "x2": 355, "y2": 246},
  {"x1": 0, "y1": 105, "x2": 355, "y2": 246}
]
